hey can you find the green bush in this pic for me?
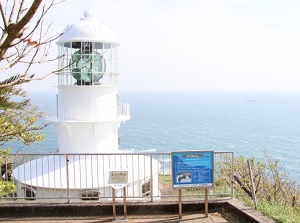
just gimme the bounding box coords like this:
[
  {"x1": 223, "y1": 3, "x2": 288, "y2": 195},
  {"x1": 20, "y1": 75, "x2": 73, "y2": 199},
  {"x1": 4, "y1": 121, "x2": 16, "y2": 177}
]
[
  {"x1": 0, "y1": 181, "x2": 16, "y2": 197},
  {"x1": 229, "y1": 153, "x2": 300, "y2": 222},
  {"x1": 0, "y1": 147, "x2": 16, "y2": 197},
  {"x1": 258, "y1": 199, "x2": 300, "y2": 223}
]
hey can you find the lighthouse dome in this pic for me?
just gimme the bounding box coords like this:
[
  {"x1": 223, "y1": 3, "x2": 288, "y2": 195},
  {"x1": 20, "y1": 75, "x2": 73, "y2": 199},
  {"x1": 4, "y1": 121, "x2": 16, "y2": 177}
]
[{"x1": 57, "y1": 11, "x2": 119, "y2": 48}]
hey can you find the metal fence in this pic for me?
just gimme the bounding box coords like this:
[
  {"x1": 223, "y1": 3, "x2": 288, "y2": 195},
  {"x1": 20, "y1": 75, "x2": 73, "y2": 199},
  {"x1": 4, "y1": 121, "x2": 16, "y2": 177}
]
[{"x1": 0, "y1": 152, "x2": 234, "y2": 203}]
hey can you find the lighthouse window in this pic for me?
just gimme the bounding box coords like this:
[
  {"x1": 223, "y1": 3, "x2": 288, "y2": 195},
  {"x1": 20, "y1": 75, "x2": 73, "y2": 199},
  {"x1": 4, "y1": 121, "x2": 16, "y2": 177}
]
[
  {"x1": 21, "y1": 186, "x2": 36, "y2": 201},
  {"x1": 142, "y1": 180, "x2": 151, "y2": 197},
  {"x1": 81, "y1": 189, "x2": 100, "y2": 200}
]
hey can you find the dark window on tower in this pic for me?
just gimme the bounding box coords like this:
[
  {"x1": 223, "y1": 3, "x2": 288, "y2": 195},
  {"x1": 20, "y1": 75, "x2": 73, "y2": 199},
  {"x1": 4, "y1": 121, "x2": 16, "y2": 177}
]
[{"x1": 142, "y1": 180, "x2": 151, "y2": 197}]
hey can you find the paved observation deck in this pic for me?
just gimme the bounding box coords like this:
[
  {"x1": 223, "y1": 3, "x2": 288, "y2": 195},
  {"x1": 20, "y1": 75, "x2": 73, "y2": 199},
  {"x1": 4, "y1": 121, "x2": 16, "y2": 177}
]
[{"x1": 0, "y1": 199, "x2": 276, "y2": 223}]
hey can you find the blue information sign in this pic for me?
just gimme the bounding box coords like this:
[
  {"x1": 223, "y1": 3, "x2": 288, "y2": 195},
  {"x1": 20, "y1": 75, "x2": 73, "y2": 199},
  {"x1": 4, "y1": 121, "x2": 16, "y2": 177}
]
[{"x1": 171, "y1": 151, "x2": 214, "y2": 188}]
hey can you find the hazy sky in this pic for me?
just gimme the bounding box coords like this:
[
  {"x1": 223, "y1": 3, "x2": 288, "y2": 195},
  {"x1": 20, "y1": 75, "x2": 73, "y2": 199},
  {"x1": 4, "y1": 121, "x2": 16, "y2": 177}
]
[{"x1": 23, "y1": 0, "x2": 300, "y2": 93}]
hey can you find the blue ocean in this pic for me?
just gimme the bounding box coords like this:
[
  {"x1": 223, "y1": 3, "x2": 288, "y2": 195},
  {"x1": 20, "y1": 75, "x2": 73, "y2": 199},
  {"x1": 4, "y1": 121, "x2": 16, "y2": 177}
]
[{"x1": 7, "y1": 91, "x2": 300, "y2": 181}]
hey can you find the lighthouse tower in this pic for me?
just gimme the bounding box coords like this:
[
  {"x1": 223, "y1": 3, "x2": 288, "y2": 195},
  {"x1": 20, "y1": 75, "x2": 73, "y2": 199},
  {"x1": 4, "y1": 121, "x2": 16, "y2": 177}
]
[
  {"x1": 13, "y1": 11, "x2": 160, "y2": 200},
  {"x1": 50, "y1": 11, "x2": 130, "y2": 153}
]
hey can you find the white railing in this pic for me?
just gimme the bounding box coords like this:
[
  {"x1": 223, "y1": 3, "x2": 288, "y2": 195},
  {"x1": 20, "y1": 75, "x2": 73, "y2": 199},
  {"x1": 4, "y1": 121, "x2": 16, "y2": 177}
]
[
  {"x1": 0, "y1": 152, "x2": 233, "y2": 203},
  {"x1": 57, "y1": 102, "x2": 130, "y2": 121},
  {"x1": 118, "y1": 103, "x2": 130, "y2": 118}
]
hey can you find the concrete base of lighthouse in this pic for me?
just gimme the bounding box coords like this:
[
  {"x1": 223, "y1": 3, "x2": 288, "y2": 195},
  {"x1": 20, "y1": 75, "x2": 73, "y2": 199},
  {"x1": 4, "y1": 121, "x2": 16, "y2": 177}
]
[{"x1": 13, "y1": 154, "x2": 160, "y2": 200}]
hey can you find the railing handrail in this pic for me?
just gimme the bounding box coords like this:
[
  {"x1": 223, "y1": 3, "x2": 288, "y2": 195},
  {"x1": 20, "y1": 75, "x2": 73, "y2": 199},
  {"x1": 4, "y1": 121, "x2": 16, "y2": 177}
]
[
  {"x1": 9, "y1": 151, "x2": 233, "y2": 156},
  {"x1": 2, "y1": 151, "x2": 234, "y2": 203}
]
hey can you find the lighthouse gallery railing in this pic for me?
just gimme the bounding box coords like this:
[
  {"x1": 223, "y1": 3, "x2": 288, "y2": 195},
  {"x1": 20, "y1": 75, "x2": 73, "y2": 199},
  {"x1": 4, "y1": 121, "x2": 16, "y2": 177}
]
[
  {"x1": 57, "y1": 102, "x2": 130, "y2": 121},
  {"x1": 1, "y1": 152, "x2": 234, "y2": 203}
]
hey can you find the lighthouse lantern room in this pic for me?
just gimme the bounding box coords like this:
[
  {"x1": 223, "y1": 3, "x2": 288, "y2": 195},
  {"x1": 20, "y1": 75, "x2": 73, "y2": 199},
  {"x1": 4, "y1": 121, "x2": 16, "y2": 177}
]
[{"x1": 50, "y1": 11, "x2": 130, "y2": 154}]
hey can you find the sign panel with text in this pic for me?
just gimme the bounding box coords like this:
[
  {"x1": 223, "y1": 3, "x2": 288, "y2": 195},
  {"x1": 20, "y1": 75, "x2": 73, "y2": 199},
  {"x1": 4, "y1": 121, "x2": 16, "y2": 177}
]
[
  {"x1": 107, "y1": 169, "x2": 129, "y2": 190},
  {"x1": 171, "y1": 151, "x2": 214, "y2": 189}
]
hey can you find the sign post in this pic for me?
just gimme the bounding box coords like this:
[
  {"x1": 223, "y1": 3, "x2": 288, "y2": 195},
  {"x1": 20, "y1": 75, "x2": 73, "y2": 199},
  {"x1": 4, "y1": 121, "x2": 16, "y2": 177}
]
[
  {"x1": 171, "y1": 151, "x2": 214, "y2": 218},
  {"x1": 107, "y1": 169, "x2": 129, "y2": 222},
  {"x1": 178, "y1": 189, "x2": 182, "y2": 219}
]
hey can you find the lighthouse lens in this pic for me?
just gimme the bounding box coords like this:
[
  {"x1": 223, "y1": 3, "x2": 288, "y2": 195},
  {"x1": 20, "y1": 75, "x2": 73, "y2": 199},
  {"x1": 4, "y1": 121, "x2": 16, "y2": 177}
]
[{"x1": 70, "y1": 50, "x2": 106, "y2": 85}]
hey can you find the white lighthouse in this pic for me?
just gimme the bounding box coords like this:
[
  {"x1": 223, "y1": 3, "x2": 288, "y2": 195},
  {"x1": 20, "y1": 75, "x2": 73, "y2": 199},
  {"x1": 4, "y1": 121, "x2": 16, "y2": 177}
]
[
  {"x1": 13, "y1": 11, "x2": 160, "y2": 200},
  {"x1": 50, "y1": 11, "x2": 130, "y2": 153}
]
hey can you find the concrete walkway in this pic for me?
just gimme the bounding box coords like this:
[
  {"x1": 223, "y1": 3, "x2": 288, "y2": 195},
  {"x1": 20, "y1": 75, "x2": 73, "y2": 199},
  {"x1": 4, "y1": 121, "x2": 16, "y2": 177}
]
[
  {"x1": 0, "y1": 199, "x2": 276, "y2": 223},
  {"x1": 1, "y1": 212, "x2": 234, "y2": 223}
]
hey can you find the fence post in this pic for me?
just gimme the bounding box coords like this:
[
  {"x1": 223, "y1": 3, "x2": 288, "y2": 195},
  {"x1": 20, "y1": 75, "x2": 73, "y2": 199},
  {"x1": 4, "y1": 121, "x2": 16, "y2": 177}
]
[
  {"x1": 66, "y1": 154, "x2": 70, "y2": 203},
  {"x1": 150, "y1": 155, "x2": 153, "y2": 202},
  {"x1": 231, "y1": 152, "x2": 234, "y2": 199}
]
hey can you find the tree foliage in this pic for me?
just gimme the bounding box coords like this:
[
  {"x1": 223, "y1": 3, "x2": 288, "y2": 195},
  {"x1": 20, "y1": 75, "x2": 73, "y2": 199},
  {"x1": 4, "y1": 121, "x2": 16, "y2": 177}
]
[
  {"x1": 0, "y1": 0, "x2": 65, "y2": 146},
  {"x1": 223, "y1": 153, "x2": 300, "y2": 221},
  {"x1": 232, "y1": 154, "x2": 300, "y2": 209}
]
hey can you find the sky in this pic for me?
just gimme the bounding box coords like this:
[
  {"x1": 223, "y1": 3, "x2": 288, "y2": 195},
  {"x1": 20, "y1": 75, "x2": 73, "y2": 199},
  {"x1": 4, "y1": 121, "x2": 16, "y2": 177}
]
[{"x1": 21, "y1": 0, "x2": 300, "y2": 93}]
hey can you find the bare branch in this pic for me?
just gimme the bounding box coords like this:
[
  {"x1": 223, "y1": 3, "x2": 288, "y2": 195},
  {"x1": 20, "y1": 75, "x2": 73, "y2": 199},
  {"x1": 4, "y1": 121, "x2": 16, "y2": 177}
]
[
  {"x1": 16, "y1": 0, "x2": 26, "y2": 22},
  {"x1": 8, "y1": 0, "x2": 17, "y2": 25},
  {"x1": 0, "y1": 0, "x2": 43, "y2": 60},
  {"x1": 0, "y1": 1, "x2": 67, "y2": 88},
  {"x1": 0, "y1": 2, "x2": 8, "y2": 33}
]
